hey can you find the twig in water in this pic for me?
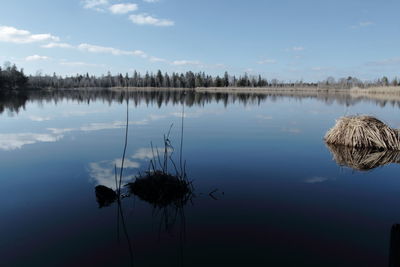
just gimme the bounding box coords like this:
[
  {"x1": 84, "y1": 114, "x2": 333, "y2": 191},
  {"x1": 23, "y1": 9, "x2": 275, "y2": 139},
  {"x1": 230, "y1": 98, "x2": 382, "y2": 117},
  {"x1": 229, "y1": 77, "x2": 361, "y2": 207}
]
[{"x1": 209, "y1": 189, "x2": 219, "y2": 200}]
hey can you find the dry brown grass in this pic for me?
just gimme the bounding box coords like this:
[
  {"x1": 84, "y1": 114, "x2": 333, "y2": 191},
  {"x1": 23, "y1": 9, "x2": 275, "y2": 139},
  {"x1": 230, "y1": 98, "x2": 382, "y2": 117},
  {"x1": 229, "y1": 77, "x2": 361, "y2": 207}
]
[
  {"x1": 326, "y1": 143, "x2": 400, "y2": 171},
  {"x1": 351, "y1": 86, "x2": 400, "y2": 95},
  {"x1": 325, "y1": 115, "x2": 400, "y2": 150}
]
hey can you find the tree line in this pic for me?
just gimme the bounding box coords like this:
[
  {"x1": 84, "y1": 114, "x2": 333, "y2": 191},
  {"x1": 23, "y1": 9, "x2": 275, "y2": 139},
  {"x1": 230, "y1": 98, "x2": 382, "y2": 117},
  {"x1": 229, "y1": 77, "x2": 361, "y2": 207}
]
[
  {"x1": 28, "y1": 70, "x2": 399, "y2": 90},
  {"x1": 0, "y1": 62, "x2": 29, "y2": 90},
  {"x1": 1, "y1": 62, "x2": 399, "y2": 91}
]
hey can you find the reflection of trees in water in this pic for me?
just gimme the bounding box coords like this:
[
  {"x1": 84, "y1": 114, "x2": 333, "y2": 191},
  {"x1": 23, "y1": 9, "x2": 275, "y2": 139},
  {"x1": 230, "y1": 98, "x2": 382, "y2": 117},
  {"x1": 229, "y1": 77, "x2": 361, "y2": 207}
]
[
  {"x1": 326, "y1": 143, "x2": 400, "y2": 171},
  {"x1": 0, "y1": 91, "x2": 28, "y2": 114},
  {"x1": 2, "y1": 88, "x2": 400, "y2": 115}
]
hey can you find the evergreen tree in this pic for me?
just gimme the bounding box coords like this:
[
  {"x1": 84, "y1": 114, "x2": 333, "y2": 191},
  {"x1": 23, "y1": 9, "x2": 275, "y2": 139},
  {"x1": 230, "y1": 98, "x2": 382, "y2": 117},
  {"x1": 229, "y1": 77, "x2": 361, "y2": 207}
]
[
  {"x1": 223, "y1": 71, "x2": 229, "y2": 87},
  {"x1": 382, "y1": 76, "x2": 389, "y2": 86},
  {"x1": 156, "y1": 70, "x2": 163, "y2": 87}
]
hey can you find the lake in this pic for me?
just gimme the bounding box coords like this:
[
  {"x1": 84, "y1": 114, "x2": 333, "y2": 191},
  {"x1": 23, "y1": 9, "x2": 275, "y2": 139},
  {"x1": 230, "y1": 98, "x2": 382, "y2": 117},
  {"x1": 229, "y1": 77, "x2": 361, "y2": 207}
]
[{"x1": 1, "y1": 89, "x2": 400, "y2": 266}]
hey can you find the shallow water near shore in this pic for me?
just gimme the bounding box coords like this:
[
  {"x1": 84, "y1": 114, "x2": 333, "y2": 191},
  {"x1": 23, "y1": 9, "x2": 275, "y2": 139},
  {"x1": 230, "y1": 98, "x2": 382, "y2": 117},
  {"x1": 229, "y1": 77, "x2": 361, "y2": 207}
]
[{"x1": 1, "y1": 90, "x2": 400, "y2": 266}]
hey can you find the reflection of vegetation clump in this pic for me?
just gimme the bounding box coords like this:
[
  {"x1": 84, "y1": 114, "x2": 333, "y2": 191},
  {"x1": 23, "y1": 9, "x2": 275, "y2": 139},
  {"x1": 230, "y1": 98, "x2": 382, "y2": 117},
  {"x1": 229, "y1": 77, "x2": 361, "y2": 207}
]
[
  {"x1": 325, "y1": 115, "x2": 400, "y2": 150},
  {"x1": 127, "y1": 171, "x2": 192, "y2": 208},
  {"x1": 326, "y1": 143, "x2": 400, "y2": 171},
  {"x1": 95, "y1": 185, "x2": 117, "y2": 208}
]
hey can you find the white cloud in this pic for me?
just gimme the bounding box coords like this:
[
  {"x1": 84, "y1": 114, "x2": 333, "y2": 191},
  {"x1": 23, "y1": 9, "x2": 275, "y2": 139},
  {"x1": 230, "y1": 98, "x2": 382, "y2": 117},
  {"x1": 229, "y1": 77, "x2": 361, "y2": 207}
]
[
  {"x1": 80, "y1": 121, "x2": 126, "y2": 131},
  {"x1": 77, "y1": 43, "x2": 149, "y2": 58},
  {"x1": 132, "y1": 148, "x2": 155, "y2": 160},
  {"x1": 78, "y1": 43, "x2": 129, "y2": 55},
  {"x1": 129, "y1": 14, "x2": 174, "y2": 26},
  {"x1": 171, "y1": 60, "x2": 201, "y2": 66},
  {"x1": 0, "y1": 26, "x2": 59, "y2": 44},
  {"x1": 257, "y1": 59, "x2": 277, "y2": 64},
  {"x1": 25, "y1": 55, "x2": 50, "y2": 61},
  {"x1": 2, "y1": 22, "x2": 204, "y2": 69},
  {"x1": 43, "y1": 42, "x2": 147, "y2": 58},
  {"x1": 149, "y1": 56, "x2": 167, "y2": 63},
  {"x1": 41, "y1": 42, "x2": 73, "y2": 49},
  {"x1": 82, "y1": 0, "x2": 109, "y2": 11},
  {"x1": 59, "y1": 60, "x2": 103, "y2": 67},
  {"x1": 114, "y1": 158, "x2": 140, "y2": 168},
  {"x1": 143, "y1": 0, "x2": 159, "y2": 2},
  {"x1": 80, "y1": 120, "x2": 147, "y2": 132},
  {"x1": 88, "y1": 160, "x2": 136, "y2": 189},
  {"x1": 47, "y1": 128, "x2": 75, "y2": 135},
  {"x1": 46, "y1": 120, "x2": 147, "y2": 136},
  {"x1": 109, "y1": 3, "x2": 138, "y2": 14},
  {"x1": 0, "y1": 133, "x2": 62, "y2": 150},
  {"x1": 132, "y1": 50, "x2": 148, "y2": 58}
]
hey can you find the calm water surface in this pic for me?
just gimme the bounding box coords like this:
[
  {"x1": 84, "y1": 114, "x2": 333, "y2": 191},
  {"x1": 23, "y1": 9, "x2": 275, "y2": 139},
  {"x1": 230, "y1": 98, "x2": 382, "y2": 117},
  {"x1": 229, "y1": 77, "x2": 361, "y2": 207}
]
[{"x1": 1, "y1": 91, "x2": 400, "y2": 266}]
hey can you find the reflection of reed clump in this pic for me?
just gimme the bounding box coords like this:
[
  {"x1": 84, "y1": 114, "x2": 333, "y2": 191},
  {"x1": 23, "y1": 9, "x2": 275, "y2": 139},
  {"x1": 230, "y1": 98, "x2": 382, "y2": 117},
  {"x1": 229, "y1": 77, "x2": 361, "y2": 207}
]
[
  {"x1": 325, "y1": 115, "x2": 400, "y2": 150},
  {"x1": 326, "y1": 143, "x2": 400, "y2": 171},
  {"x1": 95, "y1": 185, "x2": 117, "y2": 208},
  {"x1": 127, "y1": 171, "x2": 192, "y2": 208}
]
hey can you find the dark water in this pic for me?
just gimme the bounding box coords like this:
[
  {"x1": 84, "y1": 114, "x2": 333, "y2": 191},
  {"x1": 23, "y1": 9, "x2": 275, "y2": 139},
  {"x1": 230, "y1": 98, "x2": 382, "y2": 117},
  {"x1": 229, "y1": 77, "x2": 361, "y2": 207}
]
[{"x1": 1, "y1": 90, "x2": 400, "y2": 266}]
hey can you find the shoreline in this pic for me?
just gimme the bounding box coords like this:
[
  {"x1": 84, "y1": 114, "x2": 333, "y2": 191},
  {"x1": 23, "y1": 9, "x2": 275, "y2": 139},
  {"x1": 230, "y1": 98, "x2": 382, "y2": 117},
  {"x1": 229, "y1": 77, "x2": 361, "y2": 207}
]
[
  {"x1": 107, "y1": 86, "x2": 400, "y2": 94},
  {"x1": 6, "y1": 86, "x2": 400, "y2": 103},
  {"x1": 107, "y1": 86, "x2": 400, "y2": 102}
]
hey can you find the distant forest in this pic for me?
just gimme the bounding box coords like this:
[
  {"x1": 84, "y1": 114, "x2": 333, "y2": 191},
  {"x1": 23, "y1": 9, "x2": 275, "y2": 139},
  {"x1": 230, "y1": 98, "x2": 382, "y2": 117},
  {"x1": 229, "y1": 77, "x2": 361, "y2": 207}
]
[{"x1": 1, "y1": 62, "x2": 399, "y2": 91}]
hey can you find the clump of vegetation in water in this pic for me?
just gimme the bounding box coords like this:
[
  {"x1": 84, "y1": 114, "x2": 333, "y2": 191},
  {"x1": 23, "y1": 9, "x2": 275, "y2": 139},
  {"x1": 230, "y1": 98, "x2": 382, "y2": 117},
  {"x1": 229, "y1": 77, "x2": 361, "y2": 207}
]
[
  {"x1": 126, "y1": 125, "x2": 193, "y2": 208},
  {"x1": 128, "y1": 171, "x2": 192, "y2": 208},
  {"x1": 325, "y1": 115, "x2": 400, "y2": 150}
]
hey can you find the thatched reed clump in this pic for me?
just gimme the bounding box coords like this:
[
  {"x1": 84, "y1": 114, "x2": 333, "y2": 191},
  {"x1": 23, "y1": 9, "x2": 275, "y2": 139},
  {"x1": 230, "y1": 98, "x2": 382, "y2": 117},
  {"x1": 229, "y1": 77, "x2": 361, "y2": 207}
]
[
  {"x1": 325, "y1": 115, "x2": 400, "y2": 150},
  {"x1": 326, "y1": 143, "x2": 400, "y2": 171},
  {"x1": 127, "y1": 171, "x2": 192, "y2": 208}
]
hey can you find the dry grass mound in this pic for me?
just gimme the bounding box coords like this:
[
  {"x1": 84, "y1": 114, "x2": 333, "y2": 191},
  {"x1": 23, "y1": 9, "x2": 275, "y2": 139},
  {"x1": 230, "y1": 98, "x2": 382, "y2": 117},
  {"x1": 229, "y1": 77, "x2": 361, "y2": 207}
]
[
  {"x1": 326, "y1": 143, "x2": 400, "y2": 171},
  {"x1": 325, "y1": 115, "x2": 400, "y2": 150}
]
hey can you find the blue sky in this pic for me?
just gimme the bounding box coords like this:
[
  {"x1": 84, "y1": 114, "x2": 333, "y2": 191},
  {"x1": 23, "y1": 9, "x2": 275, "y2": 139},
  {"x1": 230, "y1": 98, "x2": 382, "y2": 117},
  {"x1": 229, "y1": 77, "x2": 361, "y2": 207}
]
[{"x1": 0, "y1": 0, "x2": 399, "y2": 81}]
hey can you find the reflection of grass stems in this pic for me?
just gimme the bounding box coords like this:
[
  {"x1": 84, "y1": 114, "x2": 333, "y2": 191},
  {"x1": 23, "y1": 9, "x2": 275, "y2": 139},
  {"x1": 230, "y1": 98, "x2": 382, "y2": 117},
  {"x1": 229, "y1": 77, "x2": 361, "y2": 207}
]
[
  {"x1": 116, "y1": 196, "x2": 134, "y2": 267},
  {"x1": 180, "y1": 103, "x2": 185, "y2": 176},
  {"x1": 117, "y1": 98, "x2": 129, "y2": 194},
  {"x1": 116, "y1": 96, "x2": 134, "y2": 266}
]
